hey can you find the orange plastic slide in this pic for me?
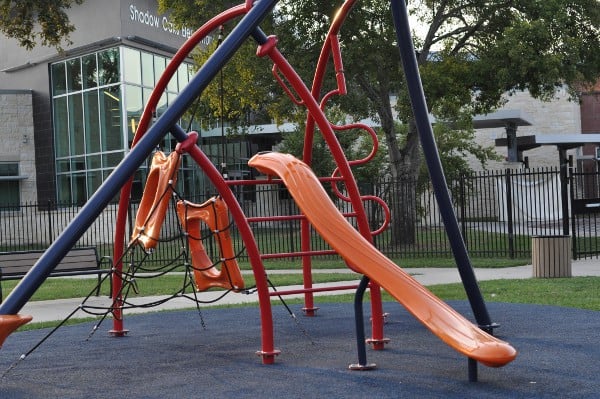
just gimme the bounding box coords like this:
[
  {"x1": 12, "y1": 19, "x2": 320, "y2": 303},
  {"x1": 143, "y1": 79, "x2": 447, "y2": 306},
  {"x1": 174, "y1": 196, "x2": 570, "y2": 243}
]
[{"x1": 248, "y1": 152, "x2": 517, "y2": 368}]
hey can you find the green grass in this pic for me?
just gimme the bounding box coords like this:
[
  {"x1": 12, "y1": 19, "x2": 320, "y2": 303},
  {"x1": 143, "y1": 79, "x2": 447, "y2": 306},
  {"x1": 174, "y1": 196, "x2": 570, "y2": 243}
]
[
  {"x1": 1, "y1": 256, "x2": 529, "y2": 301},
  {"x1": 280, "y1": 277, "x2": 600, "y2": 312},
  {"x1": 16, "y1": 276, "x2": 600, "y2": 331},
  {"x1": 428, "y1": 277, "x2": 600, "y2": 311},
  {"x1": 1, "y1": 273, "x2": 361, "y2": 301},
  {"x1": 6, "y1": 263, "x2": 599, "y2": 334},
  {"x1": 94, "y1": 226, "x2": 537, "y2": 271},
  {"x1": 245, "y1": 256, "x2": 529, "y2": 270}
]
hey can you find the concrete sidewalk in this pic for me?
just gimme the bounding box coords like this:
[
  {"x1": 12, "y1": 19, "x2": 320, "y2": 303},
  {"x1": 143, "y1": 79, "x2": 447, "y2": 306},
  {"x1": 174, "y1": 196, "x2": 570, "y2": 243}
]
[{"x1": 17, "y1": 258, "x2": 599, "y2": 323}]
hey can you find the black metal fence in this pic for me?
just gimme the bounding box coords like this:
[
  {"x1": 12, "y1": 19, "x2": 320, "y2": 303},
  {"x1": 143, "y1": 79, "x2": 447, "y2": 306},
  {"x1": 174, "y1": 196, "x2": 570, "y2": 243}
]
[
  {"x1": 2, "y1": 166, "x2": 599, "y2": 262},
  {"x1": 368, "y1": 167, "x2": 566, "y2": 259}
]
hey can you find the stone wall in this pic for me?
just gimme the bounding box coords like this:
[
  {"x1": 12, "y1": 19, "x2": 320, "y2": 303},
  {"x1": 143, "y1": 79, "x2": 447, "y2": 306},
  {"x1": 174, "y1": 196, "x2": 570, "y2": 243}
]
[
  {"x1": 473, "y1": 87, "x2": 582, "y2": 170},
  {"x1": 0, "y1": 90, "x2": 37, "y2": 203}
]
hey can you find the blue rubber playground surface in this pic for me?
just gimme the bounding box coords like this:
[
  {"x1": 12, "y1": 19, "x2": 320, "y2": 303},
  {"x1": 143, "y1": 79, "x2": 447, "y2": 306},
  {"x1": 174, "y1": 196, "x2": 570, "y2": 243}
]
[{"x1": 0, "y1": 301, "x2": 598, "y2": 398}]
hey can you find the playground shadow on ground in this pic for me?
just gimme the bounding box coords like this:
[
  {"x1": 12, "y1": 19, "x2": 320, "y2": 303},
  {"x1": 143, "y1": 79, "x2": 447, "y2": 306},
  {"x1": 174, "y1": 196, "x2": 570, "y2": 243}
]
[{"x1": 0, "y1": 301, "x2": 598, "y2": 398}]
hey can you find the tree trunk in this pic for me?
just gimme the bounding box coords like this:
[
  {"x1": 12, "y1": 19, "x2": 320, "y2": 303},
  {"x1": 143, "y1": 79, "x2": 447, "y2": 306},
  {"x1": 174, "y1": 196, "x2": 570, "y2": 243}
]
[
  {"x1": 357, "y1": 74, "x2": 422, "y2": 248},
  {"x1": 378, "y1": 88, "x2": 421, "y2": 247}
]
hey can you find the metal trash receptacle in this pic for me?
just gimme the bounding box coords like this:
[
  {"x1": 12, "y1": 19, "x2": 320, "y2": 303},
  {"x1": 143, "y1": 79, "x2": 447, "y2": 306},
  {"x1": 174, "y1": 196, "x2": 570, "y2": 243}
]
[{"x1": 531, "y1": 235, "x2": 572, "y2": 278}]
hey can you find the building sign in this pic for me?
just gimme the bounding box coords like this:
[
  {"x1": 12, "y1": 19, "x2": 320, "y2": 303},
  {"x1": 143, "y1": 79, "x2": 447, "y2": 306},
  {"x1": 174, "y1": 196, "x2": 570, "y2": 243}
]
[
  {"x1": 128, "y1": 4, "x2": 193, "y2": 39},
  {"x1": 121, "y1": 0, "x2": 211, "y2": 49}
]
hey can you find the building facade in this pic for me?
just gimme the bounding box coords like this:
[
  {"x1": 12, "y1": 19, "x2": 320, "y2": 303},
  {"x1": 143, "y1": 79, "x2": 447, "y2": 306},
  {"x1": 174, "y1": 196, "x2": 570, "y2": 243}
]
[
  {"x1": 1, "y1": 0, "x2": 598, "y2": 207},
  {"x1": 0, "y1": 0, "x2": 221, "y2": 205}
]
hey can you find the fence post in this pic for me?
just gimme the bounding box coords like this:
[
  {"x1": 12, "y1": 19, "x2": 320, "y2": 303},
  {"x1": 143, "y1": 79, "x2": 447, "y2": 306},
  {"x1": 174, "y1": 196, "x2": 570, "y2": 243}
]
[
  {"x1": 559, "y1": 151, "x2": 570, "y2": 236},
  {"x1": 459, "y1": 174, "x2": 468, "y2": 248},
  {"x1": 568, "y1": 165, "x2": 577, "y2": 259},
  {"x1": 46, "y1": 200, "x2": 53, "y2": 246},
  {"x1": 505, "y1": 169, "x2": 514, "y2": 258}
]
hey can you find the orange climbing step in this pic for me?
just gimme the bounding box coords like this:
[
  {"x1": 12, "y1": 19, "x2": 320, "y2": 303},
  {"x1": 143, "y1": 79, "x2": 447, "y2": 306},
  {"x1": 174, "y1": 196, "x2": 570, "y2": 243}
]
[
  {"x1": 131, "y1": 150, "x2": 181, "y2": 250},
  {"x1": 176, "y1": 197, "x2": 245, "y2": 292}
]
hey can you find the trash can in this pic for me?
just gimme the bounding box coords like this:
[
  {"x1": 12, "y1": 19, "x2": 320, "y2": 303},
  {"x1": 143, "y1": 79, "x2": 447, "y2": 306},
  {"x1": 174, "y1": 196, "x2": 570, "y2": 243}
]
[{"x1": 531, "y1": 235, "x2": 572, "y2": 278}]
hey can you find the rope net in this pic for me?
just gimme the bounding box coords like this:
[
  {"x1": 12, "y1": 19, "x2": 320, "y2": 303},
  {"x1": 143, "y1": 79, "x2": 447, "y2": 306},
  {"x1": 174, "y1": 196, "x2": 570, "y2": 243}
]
[
  {"x1": 128, "y1": 146, "x2": 246, "y2": 292},
  {"x1": 75, "y1": 147, "x2": 248, "y2": 327}
]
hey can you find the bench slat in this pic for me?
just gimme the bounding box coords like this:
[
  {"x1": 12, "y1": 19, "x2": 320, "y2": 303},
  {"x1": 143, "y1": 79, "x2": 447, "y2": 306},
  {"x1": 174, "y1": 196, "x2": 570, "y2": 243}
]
[
  {"x1": 0, "y1": 248, "x2": 102, "y2": 277},
  {"x1": 0, "y1": 247, "x2": 110, "y2": 301}
]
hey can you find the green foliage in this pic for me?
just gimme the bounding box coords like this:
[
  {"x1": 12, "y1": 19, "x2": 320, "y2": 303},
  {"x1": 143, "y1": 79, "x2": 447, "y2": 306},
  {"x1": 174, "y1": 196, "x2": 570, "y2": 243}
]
[
  {"x1": 273, "y1": 0, "x2": 598, "y2": 182},
  {"x1": 278, "y1": 105, "x2": 387, "y2": 179},
  {"x1": 155, "y1": 0, "x2": 599, "y2": 182},
  {"x1": 0, "y1": 0, "x2": 84, "y2": 49},
  {"x1": 159, "y1": 0, "x2": 283, "y2": 132},
  {"x1": 422, "y1": 117, "x2": 502, "y2": 184},
  {"x1": 190, "y1": 35, "x2": 275, "y2": 131}
]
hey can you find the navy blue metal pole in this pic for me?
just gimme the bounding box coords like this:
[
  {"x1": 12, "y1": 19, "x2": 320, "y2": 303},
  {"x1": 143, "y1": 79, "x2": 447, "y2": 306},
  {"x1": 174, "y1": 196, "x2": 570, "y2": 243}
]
[
  {"x1": 0, "y1": 0, "x2": 277, "y2": 315},
  {"x1": 389, "y1": 0, "x2": 493, "y2": 328}
]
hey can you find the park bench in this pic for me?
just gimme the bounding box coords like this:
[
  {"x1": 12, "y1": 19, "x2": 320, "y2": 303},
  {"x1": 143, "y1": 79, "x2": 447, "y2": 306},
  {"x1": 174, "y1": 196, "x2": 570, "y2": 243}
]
[{"x1": 0, "y1": 247, "x2": 112, "y2": 302}]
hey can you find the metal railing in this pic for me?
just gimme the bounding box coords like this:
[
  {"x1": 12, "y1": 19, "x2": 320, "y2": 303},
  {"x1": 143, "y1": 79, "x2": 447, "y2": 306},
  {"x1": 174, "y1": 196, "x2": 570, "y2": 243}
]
[{"x1": 2, "y1": 166, "x2": 599, "y2": 262}]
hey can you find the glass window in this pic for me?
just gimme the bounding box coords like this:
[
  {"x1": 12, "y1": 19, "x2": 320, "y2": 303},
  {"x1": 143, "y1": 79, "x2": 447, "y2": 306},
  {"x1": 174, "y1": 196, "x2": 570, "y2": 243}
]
[
  {"x1": 82, "y1": 53, "x2": 98, "y2": 90},
  {"x1": 141, "y1": 52, "x2": 154, "y2": 87},
  {"x1": 154, "y1": 55, "x2": 166, "y2": 85},
  {"x1": 84, "y1": 91, "x2": 101, "y2": 154},
  {"x1": 98, "y1": 48, "x2": 120, "y2": 86},
  {"x1": 188, "y1": 64, "x2": 194, "y2": 81},
  {"x1": 0, "y1": 180, "x2": 20, "y2": 206},
  {"x1": 178, "y1": 63, "x2": 189, "y2": 92},
  {"x1": 123, "y1": 47, "x2": 142, "y2": 85},
  {"x1": 52, "y1": 62, "x2": 67, "y2": 96},
  {"x1": 86, "y1": 154, "x2": 101, "y2": 170},
  {"x1": 0, "y1": 163, "x2": 18, "y2": 176},
  {"x1": 66, "y1": 58, "x2": 82, "y2": 92},
  {"x1": 130, "y1": 169, "x2": 147, "y2": 201},
  {"x1": 156, "y1": 92, "x2": 168, "y2": 118},
  {"x1": 56, "y1": 174, "x2": 71, "y2": 203},
  {"x1": 87, "y1": 170, "x2": 102, "y2": 197},
  {"x1": 125, "y1": 84, "x2": 143, "y2": 143},
  {"x1": 167, "y1": 58, "x2": 178, "y2": 92},
  {"x1": 100, "y1": 85, "x2": 122, "y2": 151},
  {"x1": 142, "y1": 87, "x2": 153, "y2": 110},
  {"x1": 56, "y1": 159, "x2": 70, "y2": 173},
  {"x1": 72, "y1": 172, "x2": 86, "y2": 205},
  {"x1": 0, "y1": 163, "x2": 21, "y2": 207},
  {"x1": 71, "y1": 157, "x2": 86, "y2": 172},
  {"x1": 52, "y1": 46, "x2": 196, "y2": 204},
  {"x1": 102, "y1": 152, "x2": 123, "y2": 168},
  {"x1": 68, "y1": 93, "x2": 85, "y2": 156},
  {"x1": 53, "y1": 97, "x2": 69, "y2": 157}
]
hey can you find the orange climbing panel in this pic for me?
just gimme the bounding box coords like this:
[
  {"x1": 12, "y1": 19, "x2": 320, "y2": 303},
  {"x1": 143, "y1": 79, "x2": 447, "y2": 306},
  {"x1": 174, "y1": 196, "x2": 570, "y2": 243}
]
[
  {"x1": 131, "y1": 150, "x2": 181, "y2": 250},
  {"x1": 176, "y1": 197, "x2": 245, "y2": 292},
  {"x1": 0, "y1": 314, "x2": 32, "y2": 347}
]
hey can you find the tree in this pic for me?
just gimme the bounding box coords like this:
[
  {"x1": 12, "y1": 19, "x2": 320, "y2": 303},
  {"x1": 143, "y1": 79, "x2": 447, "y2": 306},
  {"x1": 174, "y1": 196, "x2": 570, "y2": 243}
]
[
  {"x1": 161, "y1": 0, "x2": 599, "y2": 245},
  {"x1": 0, "y1": 0, "x2": 84, "y2": 49}
]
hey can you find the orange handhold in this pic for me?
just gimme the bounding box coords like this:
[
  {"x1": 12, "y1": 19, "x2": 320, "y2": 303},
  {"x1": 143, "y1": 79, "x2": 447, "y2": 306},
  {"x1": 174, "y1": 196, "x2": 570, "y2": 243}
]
[
  {"x1": 0, "y1": 314, "x2": 32, "y2": 347},
  {"x1": 176, "y1": 197, "x2": 245, "y2": 292},
  {"x1": 131, "y1": 151, "x2": 182, "y2": 250}
]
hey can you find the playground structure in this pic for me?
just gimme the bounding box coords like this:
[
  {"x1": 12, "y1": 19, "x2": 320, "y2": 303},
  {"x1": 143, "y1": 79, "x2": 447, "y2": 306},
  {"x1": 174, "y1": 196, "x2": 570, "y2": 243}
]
[{"x1": 0, "y1": 0, "x2": 516, "y2": 381}]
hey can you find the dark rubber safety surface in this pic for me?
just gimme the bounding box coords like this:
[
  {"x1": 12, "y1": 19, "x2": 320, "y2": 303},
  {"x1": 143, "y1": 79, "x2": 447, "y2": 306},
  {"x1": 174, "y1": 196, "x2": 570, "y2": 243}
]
[{"x1": 0, "y1": 301, "x2": 598, "y2": 398}]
